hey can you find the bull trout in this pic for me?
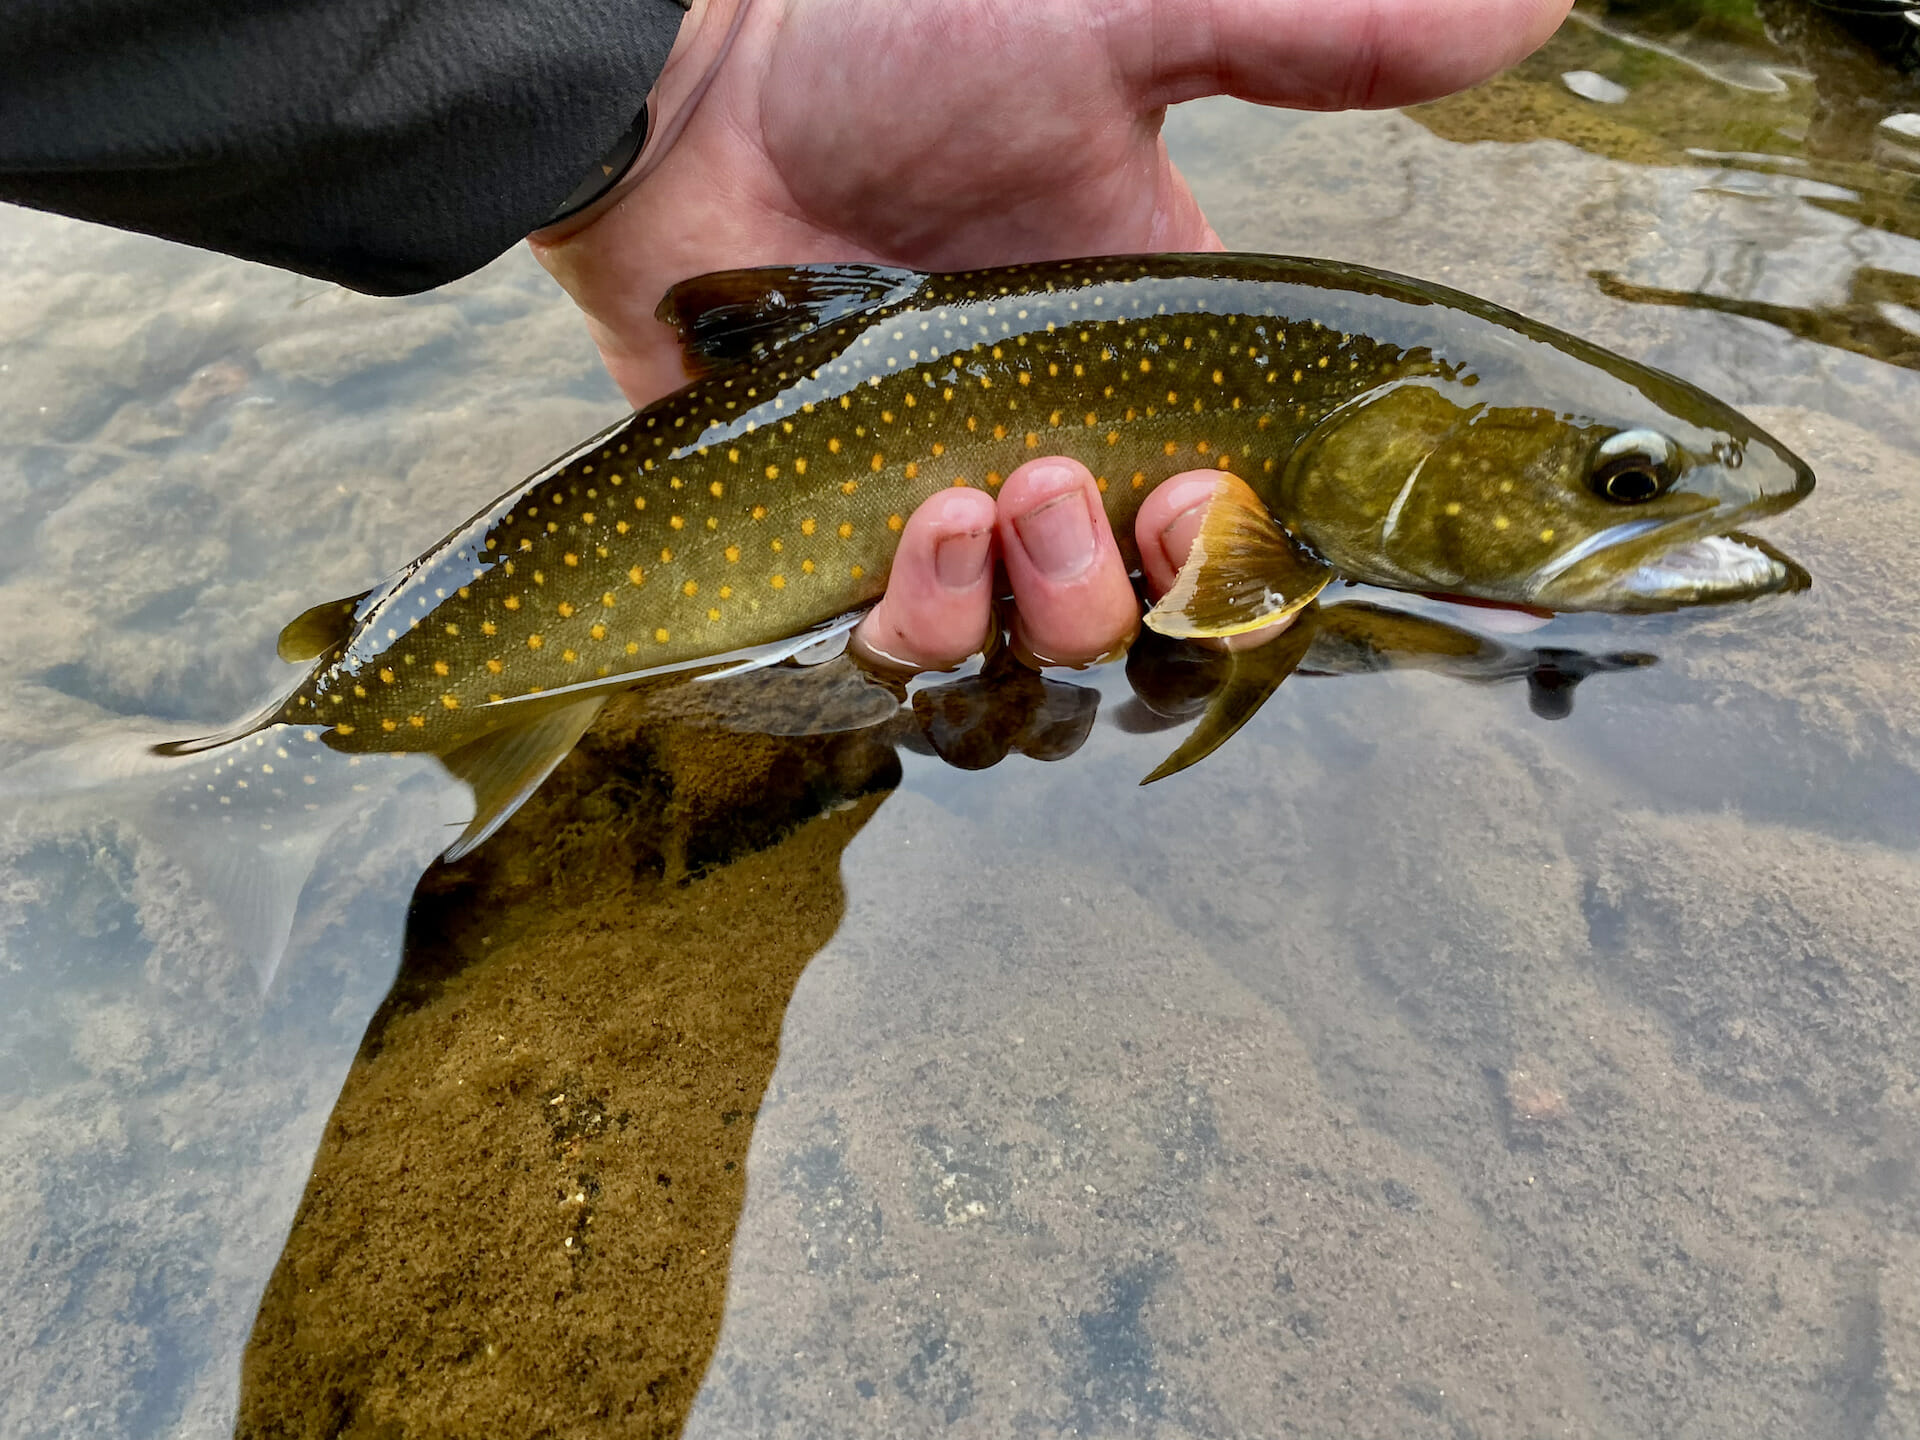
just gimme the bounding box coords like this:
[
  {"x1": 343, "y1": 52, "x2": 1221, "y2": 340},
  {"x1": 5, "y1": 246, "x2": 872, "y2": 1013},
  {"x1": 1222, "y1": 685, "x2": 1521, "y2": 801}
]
[{"x1": 163, "y1": 253, "x2": 1813, "y2": 865}]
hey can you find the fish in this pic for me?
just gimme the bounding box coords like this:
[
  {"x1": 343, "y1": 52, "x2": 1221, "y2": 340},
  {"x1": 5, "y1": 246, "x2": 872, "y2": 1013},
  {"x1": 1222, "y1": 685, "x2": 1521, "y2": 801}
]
[{"x1": 20, "y1": 253, "x2": 1813, "y2": 976}]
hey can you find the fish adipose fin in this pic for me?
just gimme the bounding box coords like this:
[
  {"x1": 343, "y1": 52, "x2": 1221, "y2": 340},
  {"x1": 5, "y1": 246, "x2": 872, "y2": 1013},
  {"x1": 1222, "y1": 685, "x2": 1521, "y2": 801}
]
[
  {"x1": 1141, "y1": 611, "x2": 1320, "y2": 785},
  {"x1": 1143, "y1": 481, "x2": 1335, "y2": 639},
  {"x1": 656, "y1": 263, "x2": 927, "y2": 376},
  {"x1": 275, "y1": 590, "x2": 371, "y2": 662},
  {"x1": 437, "y1": 696, "x2": 607, "y2": 862}
]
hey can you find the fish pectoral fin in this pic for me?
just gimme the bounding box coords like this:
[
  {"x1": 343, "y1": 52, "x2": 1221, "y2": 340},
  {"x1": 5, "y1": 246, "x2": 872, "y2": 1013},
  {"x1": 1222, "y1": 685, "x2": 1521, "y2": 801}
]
[
  {"x1": 1140, "y1": 612, "x2": 1320, "y2": 785},
  {"x1": 1143, "y1": 480, "x2": 1335, "y2": 639},
  {"x1": 436, "y1": 696, "x2": 606, "y2": 862},
  {"x1": 276, "y1": 590, "x2": 371, "y2": 663},
  {"x1": 655, "y1": 263, "x2": 926, "y2": 376}
]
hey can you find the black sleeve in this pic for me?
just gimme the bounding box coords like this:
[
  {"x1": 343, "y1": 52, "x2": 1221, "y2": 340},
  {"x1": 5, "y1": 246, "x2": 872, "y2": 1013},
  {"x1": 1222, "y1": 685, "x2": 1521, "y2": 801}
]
[{"x1": 0, "y1": 0, "x2": 690, "y2": 295}]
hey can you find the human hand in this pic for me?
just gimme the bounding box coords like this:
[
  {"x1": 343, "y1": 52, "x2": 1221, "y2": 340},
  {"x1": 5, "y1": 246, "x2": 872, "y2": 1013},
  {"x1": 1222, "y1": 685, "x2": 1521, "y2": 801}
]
[
  {"x1": 847, "y1": 459, "x2": 1286, "y2": 677},
  {"x1": 531, "y1": 0, "x2": 1573, "y2": 406}
]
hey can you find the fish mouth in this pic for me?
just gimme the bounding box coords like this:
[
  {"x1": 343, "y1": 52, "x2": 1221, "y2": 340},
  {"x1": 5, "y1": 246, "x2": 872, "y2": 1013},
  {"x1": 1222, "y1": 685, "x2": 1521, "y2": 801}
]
[
  {"x1": 1613, "y1": 530, "x2": 1810, "y2": 608},
  {"x1": 1533, "y1": 521, "x2": 1811, "y2": 611}
]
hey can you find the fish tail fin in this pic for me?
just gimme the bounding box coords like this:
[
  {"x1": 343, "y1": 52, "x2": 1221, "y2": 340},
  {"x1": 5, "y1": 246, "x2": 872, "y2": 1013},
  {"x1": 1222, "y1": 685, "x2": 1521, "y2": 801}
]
[
  {"x1": 3, "y1": 724, "x2": 362, "y2": 990},
  {"x1": 142, "y1": 803, "x2": 337, "y2": 988}
]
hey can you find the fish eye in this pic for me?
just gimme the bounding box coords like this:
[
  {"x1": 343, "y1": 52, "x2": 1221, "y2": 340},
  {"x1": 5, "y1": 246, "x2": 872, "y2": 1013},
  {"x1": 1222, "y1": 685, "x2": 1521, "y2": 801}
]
[{"x1": 1588, "y1": 429, "x2": 1680, "y2": 504}]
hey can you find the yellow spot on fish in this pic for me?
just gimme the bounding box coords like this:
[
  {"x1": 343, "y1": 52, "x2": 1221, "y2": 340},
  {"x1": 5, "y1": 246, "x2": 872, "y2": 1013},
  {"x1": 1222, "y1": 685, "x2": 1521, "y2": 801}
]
[
  {"x1": 888, "y1": 514, "x2": 904, "y2": 531},
  {"x1": 802, "y1": 559, "x2": 815, "y2": 575},
  {"x1": 1540, "y1": 528, "x2": 1556, "y2": 543},
  {"x1": 850, "y1": 564, "x2": 864, "y2": 579},
  {"x1": 378, "y1": 668, "x2": 395, "y2": 684},
  {"x1": 1493, "y1": 516, "x2": 1510, "y2": 530},
  {"x1": 433, "y1": 660, "x2": 450, "y2": 677},
  {"x1": 519, "y1": 538, "x2": 534, "y2": 551},
  {"x1": 1025, "y1": 431, "x2": 1039, "y2": 448},
  {"x1": 1445, "y1": 502, "x2": 1462, "y2": 516},
  {"x1": 870, "y1": 453, "x2": 883, "y2": 472},
  {"x1": 443, "y1": 623, "x2": 459, "y2": 637},
  {"x1": 557, "y1": 601, "x2": 575, "y2": 618},
  {"x1": 527, "y1": 634, "x2": 544, "y2": 650},
  {"x1": 503, "y1": 596, "x2": 521, "y2": 611},
  {"x1": 828, "y1": 438, "x2": 842, "y2": 454},
  {"x1": 634, "y1": 496, "x2": 647, "y2": 510},
  {"x1": 335, "y1": 723, "x2": 355, "y2": 736},
  {"x1": 771, "y1": 539, "x2": 784, "y2": 553},
  {"x1": 670, "y1": 516, "x2": 685, "y2": 530},
  {"x1": 590, "y1": 623, "x2": 606, "y2": 641},
  {"x1": 726, "y1": 449, "x2": 739, "y2": 464},
  {"x1": 564, "y1": 553, "x2": 579, "y2": 567},
  {"x1": 765, "y1": 464, "x2": 779, "y2": 480},
  {"x1": 561, "y1": 649, "x2": 577, "y2": 664},
  {"x1": 904, "y1": 461, "x2": 919, "y2": 479},
  {"x1": 725, "y1": 545, "x2": 741, "y2": 563},
  {"x1": 625, "y1": 641, "x2": 640, "y2": 655},
  {"x1": 841, "y1": 481, "x2": 859, "y2": 495},
  {"x1": 711, "y1": 481, "x2": 725, "y2": 498},
  {"x1": 801, "y1": 518, "x2": 816, "y2": 537},
  {"x1": 1163, "y1": 441, "x2": 1178, "y2": 456},
  {"x1": 660, "y1": 548, "x2": 673, "y2": 563},
  {"x1": 719, "y1": 585, "x2": 733, "y2": 599},
  {"x1": 838, "y1": 521, "x2": 853, "y2": 539},
  {"x1": 794, "y1": 458, "x2": 807, "y2": 475},
  {"x1": 601, "y1": 591, "x2": 615, "y2": 608},
  {"x1": 381, "y1": 718, "x2": 398, "y2": 732},
  {"x1": 1139, "y1": 358, "x2": 1152, "y2": 373},
  {"x1": 682, "y1": 580, "x2": 698, "y2": 597},
  {"x1": 1196, "y1": 440, "x2": 1211, "y2": 455},
  {"x1": 655, "y1": 627, "x2": 670, "y2": 643},
  {"x1": 1131, "y1": 472, "x2": 1146, "y2": 489},
  {"x1": 752, "y1": 505, "x2": 767, "y2": 520},
  {"x1": 932, "y1": 442, "x2": 945, "y2": 457},
  {"x1": 442, "y1": 694, "x2": 460, "y2": 709},
  {"x1": 771, "y1": 574, "x2": 787, "y2": 590},
  {"x1": 486, "y1": 659, "x2": 503, "y2": 674},
  {"x1": 408, "y1": 716, "x2": 425, "y2": 729},
  {"x1": 616, "y1": 520, "x2": 629, "y2": 534}
]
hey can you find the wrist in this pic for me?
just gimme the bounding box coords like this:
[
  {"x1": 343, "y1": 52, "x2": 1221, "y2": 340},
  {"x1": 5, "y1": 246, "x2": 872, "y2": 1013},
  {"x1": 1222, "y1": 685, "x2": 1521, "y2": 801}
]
[{"x1": 530, "y1": 0, "x2": 748, "y2": 243}]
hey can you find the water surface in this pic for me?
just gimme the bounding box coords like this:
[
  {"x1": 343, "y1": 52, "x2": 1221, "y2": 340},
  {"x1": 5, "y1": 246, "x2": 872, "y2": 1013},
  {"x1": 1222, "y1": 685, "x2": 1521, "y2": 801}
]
[{"x1": 4, "y1": 4, "x2": 1919, "y2": 1436}]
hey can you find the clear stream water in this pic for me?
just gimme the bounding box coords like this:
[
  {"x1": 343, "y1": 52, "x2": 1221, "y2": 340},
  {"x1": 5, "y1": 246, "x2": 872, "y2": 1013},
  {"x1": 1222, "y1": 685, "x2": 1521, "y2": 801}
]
[{"x1": 3, "y1": 4, "x2": 1919, "y2": 1437}]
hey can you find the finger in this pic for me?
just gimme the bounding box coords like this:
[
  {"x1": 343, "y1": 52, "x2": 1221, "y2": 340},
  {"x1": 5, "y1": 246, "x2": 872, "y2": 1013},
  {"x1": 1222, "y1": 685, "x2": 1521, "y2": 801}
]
[
  {"x1": 1112, "y1": 0, "x2": 1574, "y2": 112},
  {"x1": 997, "y1": 458, "x2": 1141, "y2": 667},
  {"x1": 1136, "y1": 469, "x2": 1299, "y2": 651},
  {"x1": 849, "y1": 485, "x2": 998, "y2": 674}
]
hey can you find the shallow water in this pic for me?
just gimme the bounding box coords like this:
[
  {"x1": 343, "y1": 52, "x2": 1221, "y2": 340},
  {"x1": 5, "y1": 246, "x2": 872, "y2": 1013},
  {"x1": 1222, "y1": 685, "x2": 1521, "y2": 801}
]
[{"x1": 4, "y1": 3, "x2": 1920, "y2": 1436}]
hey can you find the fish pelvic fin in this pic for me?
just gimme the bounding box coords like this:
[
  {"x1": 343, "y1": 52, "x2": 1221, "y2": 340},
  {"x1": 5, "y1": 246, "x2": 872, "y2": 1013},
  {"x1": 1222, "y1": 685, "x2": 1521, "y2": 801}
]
[
  {"x1": 1140, "y1": 610, "x2": 1319, "y2": 785},
  {"x1": 1143, "y1": 479, "x2": 1335, "y2": 639},
  {"x1": 436, "y1": 696, "x2": 607, "y2": 862},
  {"x1": 276, "y1": 589, "x2": 371, "y2": 662},
  {"x1": 655, "y1": 263, "x2": 926, "y2": 377}
]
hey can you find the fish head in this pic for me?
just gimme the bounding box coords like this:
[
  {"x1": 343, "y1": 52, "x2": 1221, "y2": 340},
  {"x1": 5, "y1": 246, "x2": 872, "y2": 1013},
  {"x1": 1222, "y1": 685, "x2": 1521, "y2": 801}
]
[{"x1": 1276, "y1": 362, "x2": 1814, "y2": 613}]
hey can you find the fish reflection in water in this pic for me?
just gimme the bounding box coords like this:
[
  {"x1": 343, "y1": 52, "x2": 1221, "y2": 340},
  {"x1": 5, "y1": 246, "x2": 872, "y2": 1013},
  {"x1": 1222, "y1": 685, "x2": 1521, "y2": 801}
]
[{"x1": 646, "y1": 598, "x2": 1661, "y2": 783}]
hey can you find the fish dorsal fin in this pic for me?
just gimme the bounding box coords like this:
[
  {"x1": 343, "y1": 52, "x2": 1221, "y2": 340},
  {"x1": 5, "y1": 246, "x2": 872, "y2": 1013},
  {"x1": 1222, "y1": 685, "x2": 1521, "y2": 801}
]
[
  {"x1": 655, "y1": 263, "x2": 926, "y2": 376},
  {"x1": 1140, "y1": 611, "x2": 1320, "y2": 784},
  {"x1": 276, "y1": 591, "x2": 370, "y2": 663},
  {"x1": 435, "y1": 696, "x2": 607, "y2": 862},
  {"x1": 1144, "y1": 479, "x2": 1335, "y2": 639}
]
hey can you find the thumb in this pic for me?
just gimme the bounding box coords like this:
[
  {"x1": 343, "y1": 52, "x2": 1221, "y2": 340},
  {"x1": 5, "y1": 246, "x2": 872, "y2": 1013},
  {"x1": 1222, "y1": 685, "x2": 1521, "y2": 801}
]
[{"x1": 1106, "y1": 0, "x2": 1574, "y2": 112}]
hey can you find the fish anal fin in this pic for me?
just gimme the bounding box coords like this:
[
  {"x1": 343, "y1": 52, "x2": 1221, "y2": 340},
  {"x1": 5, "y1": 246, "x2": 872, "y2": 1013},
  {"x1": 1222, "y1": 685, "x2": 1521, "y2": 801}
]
[
  {"x1": 436, "y1": 696, "x2": 606, "y2": 861},
  {"x1": 654, "y1": 263, "x2": 925, "y2": 377},
  {"x1": 1141, "y1": 612, "x2": 1319, "y2": 784},
  {"x1": 276, "y1": 590, "x2": 371, "y2": 663},
  {"x1": 1144, "y1": 480, "x2": 1334, "y2": 639}
]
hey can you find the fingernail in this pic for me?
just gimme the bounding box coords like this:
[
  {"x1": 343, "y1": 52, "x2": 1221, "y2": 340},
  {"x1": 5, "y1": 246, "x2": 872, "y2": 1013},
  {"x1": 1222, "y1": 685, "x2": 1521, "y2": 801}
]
[
  {"x1": 1158, "y1": 501, "x2": 1211, "y2": 570},
  {"x1": 1014, "y1": 492, "x2": 1095, "y2": 580},
  {"x1": 934, "y1": 527, "x2": 992, "y2": 590}
]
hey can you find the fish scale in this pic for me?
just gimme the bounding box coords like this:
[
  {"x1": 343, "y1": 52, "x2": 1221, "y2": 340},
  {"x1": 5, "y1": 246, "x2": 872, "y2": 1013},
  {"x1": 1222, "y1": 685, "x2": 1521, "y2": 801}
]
[{"x1": 283, "y1": 256, "x2": 1417, "y2": 753}]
